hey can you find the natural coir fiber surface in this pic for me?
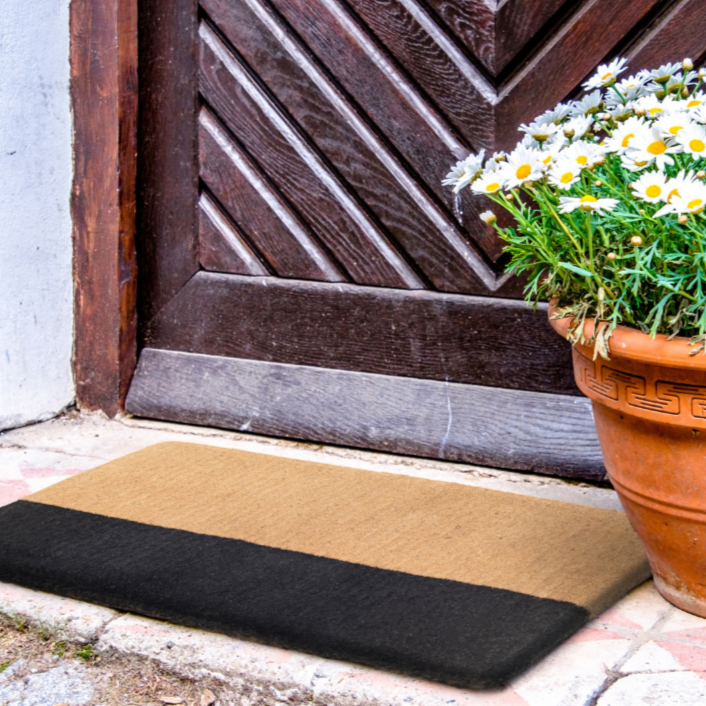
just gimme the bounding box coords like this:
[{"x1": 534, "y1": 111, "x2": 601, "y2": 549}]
[{"x1": 0, "y1": 442, "x2": 650, "y2": 689}]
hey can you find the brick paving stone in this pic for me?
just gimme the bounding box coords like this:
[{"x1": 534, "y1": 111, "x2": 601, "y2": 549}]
[{"x1": 597, "y1": 672, "x2": 706, "y2": 705}]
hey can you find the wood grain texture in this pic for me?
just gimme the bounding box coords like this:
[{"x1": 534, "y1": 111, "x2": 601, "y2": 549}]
[
  {"x1": 625, "y1": 0, "x2": 706, "y2": 72},
  {"x1": 126, "y1": 348, "x2": 605, "y2": 480},
  {"x1": 146, "y1": 271, "x2": 579, "y2": 394},
  {"x1": 199, "y1": 24, "x2": 424, "y2": 289},
  {"x1": 201, "y1": 0, "x2": 505, "y2": 281},
  {"x1": 198, "y1": 192, "x2": 271, "y2": 276},
  {"x1": 495, "y1": 0, "x2": 662, "y2": 150},
  {"x1": 345, "y1": 0, "x2": 495, "y2": 150},
  {"x1": 199, "y1": 111, "x2": 345, "y2": 281},
  {"x1": 71, "y1": 0, "x2": 138, "y2": 415},
  {"x1": 137, "y1": 0, "x2": 199, "y2": 331}
]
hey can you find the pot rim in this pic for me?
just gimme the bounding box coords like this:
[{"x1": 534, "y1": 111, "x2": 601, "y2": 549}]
[{"x1": 547, "y1": 304, "x2": 706, "y2": 371}]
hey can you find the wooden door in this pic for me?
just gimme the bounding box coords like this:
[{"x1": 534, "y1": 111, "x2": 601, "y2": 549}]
[{"x1": 127, "y1": 0, "x2": 706, "y2": 481}]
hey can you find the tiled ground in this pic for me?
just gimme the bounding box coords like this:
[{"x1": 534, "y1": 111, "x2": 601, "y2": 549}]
[{"x1": 1, "y1": 412, "x2": 706, "y2": 705}]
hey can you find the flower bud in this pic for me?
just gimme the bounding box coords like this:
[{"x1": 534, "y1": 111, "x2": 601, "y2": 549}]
[
  {"x1": 594, "y1": 180, "x2": 602, "y2": 187},
  {"x1": 601, "y1": 112, "x2": 612, "y2": 122},
  {"x1": 505, "y1": 193, "x2": 514, "y2": 201},
  {"x1": 592, "y1": 124, "x2": 602, "y2": 133},
  {"x1": 563, "y1": 127, "x2": 575, "y2": 138},
  {"x1": 638, "y1": 209, "x2": 645, "y2": 215},
  {"x1": 595, "y1": 156, "x2": 606, "y2": 166},
  {"x1": 607, "y1": 252, "x2": 617, "y2": 261},
  {"x1": 480, "y1": 210, "x2": 497, "y2": 225},
  {"x1": 678, "y1": 214, "x2": 689, "y2": 225},
  {"x1": 697, "y1": 171, "x2": 706, "y2": 179},
  {"x1": 700, "y1": 68, "x2": 706, "y2": 80},
  {"x1": 684, "y1": 58, "x2": 694, "y2": 71},
  {"x1": 656, "y1": 89, "x2": 667, "y2": 99},
  {"x1": 635, "y1": 108, "x2": 646, "y2": 117},
  {"x1": 683, "y1": 87, "x2": 691, "y2": 98},
  {"x1": 631, "y1": 235, "x2": 643, "y2": 246}
]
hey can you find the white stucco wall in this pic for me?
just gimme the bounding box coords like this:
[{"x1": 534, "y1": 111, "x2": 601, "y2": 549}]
[{"x1": 0, "y1": 0, "x2": 74, "y2": 430}]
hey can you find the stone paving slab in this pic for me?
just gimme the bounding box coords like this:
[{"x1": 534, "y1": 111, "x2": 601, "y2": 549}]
[{"x1": 1, "y1": 413, "x2": 706, "y2": 704}]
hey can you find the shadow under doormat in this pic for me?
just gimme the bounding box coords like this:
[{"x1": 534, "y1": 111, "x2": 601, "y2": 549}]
[{"x1": 0, "y1": 442, "x2": 650, "y2": 689}]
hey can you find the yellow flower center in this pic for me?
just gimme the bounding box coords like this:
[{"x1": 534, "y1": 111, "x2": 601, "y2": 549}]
[
  {"x1": 487, "y1": 182, "x2": 500, "y2": 192},
  {"x1": 560, "y1": 172, "x2": 574, "y2": 184},
  {"x1": 688, "y1": 100, "x2": 702, "y2": 108},
  {"x1": 648, "y1": 107, "x2": 663, "y2": 115},
  {"x1": 690, "y1": 139, "x2": 706, "y2": 152},
  {"x1": 645, "y1": 185, "x2": 662, "y2": 198},
  {"x1": 580, "y1": 195, "x2": 597, "y2": 203},
  {"x1": 516, "y1": 164, "x2": 532, "y2": 180},
  {"x1": 601, "y1": 72, "x2": 613, "y2": 81},
  {"x1": 669, "y1": 125, "x2": 684, "y2": 135},
  {"x1": 647, "y1": 141, "x2": 667, "y2": 155},
  {"x1": 577, "y1": 156, "x2": 589, "y2": 166},
  {"x1": 635, "y1": 160, "x2": 648, "y2": 167},
  {"x1": 621, "y1": 133, "x2": 634, "y2": 148},
  {"x1": 543, "y1": 155, "x2": 553, "y2": 164},
  {"x1": 687, "y1": 198, "x2": 704, "y2": 211},
  {"x1": 668, "y1": 188, "x2": 680, "y2": 202}
]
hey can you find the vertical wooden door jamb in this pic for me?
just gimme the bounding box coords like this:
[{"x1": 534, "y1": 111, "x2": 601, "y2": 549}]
[{"x1": 71, "y1": 0, "x2": 139, "y2": 416}]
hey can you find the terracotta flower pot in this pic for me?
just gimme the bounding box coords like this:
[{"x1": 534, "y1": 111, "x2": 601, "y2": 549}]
[{"x1": 550, "y1": 309, "x2": 706, "y2": 617}]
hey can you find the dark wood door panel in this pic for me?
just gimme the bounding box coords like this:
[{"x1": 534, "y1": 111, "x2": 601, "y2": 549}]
[
  {"x1": 145, "y1": 271, "x2": 579, "y2": 395},
  {"x1": 134, "y1": 0, "x2": 706, "y2": 478}
]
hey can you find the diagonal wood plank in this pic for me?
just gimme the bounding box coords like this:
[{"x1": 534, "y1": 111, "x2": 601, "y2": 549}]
[
  {"x1": 202, "y1": 0, "x2": 506, "y2": 284},
  {"x1": 200, "y1": 108, "x2": 346, "y2": 282},
  {"x1": 200, "y1": 21, "x2": 425, "y2": 289},
  {"x1": 198, "y1": 191, "x2": 272, "y2": 276}
]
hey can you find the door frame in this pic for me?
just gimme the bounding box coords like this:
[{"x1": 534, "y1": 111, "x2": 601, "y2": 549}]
[{"x1": 71, "y1": 0, "x2": 139, "y2": 417}]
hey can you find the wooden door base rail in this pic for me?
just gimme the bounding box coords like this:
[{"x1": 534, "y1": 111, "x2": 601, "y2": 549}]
[
  {"x1": 145, "y1": 271, "x2": 579, "y2": 394},
  {"x1": 126, "y1": 349, "x2": 605, "y2": 480},
  {"x1": 71, "y1": 0, "x2": 139, "y2": 415}
]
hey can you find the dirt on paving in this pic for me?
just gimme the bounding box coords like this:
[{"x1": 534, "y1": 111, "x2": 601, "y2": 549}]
[{"x1": 0, "y1": 617, "x2": 234, "y2": 706}]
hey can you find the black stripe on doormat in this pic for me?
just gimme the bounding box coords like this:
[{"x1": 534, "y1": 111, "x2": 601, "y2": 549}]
[{"x1": 0, "y1": 501, "x2": 588, "y2": 689}]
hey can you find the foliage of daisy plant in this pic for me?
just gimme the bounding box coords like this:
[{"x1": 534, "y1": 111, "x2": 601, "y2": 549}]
[{"x1": 444, "y1": 57, "x2": 706, "y2": 357}]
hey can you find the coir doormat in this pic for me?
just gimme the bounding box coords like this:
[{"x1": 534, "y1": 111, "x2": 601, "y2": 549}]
[{"x1": 0, "y1": 442, "x2": 649, "y2": 688}]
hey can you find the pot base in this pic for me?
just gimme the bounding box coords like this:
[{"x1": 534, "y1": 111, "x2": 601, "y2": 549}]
[{"x1": 654, "y1": 574, "x2": 706, "y2": 619}]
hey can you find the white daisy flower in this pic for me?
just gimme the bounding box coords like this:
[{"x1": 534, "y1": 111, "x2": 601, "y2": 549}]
[
  {"x1": 534, "y1": 103, "x2": 572, "y2": 126},
  {"x1": 692, "y1": 103, "x2": 706, "y2": 124},
  {"x1": 664, "y1": 71, "x2": 697, "y2": 95},
  {"x1": 583, "y1": 57, "x2": 629, "y2": 90},
  {"x1": 609, "y1": 103, "x2": 635, "y2": 122},
  {"x1": 655, "y1": 180, "x2": 706, "y2": 217},
  {"x1": 563, "y1": 115, "x2": 594, "y2": 139},
  {"x1": 547, "y1": 158, "x2": 581, "y2": 189},
  {"x1": 653, "y1": 170, "x2": 698, "y2": 216},
  {"x1": 675, "y1": 123, "x2": 706, "y2": 159},
  {"x1": 537, "y1": 141, "x2": 566, "y2": 170},
  {"x1": 604, "y1": 75, "x2": 649, "y2": 106},
  {"x1": 518, "y1": 121, "x2": 560, "y2": 143},
  {"x1": 655, "y1": 112, "x2": 692, "y2": 138},
  {"x1": 471, "y1": 171, "x2": 506, "y2": 195},
  {"x1": 562, "y1": 141, "x2": 605, "y2": 169},
  {"x1": 621, "y1": 154, "x2": 652, "y2": 172},
  {"x1": 500, "y1": 145, "x2": 544, "y2": 188},
  {"x1": 604, "y1": 116, "x2": 644, "y2": 155},
  {"x1": 626, "y1": 124, "x2": 681, "y2": 170},
  {"x1": 634, "y1": 94, "x2": 678, "y2": 118},
  {"x1": 442, "y1": 150, "x2": 485, "y2": 193},
  {"x1": 649, "y1": 62, "x2": 682, "y2": 85},
  {"x1": 559, "y1": 195, "x2": 619, "y2": 213},
  {"x1": 684, "y1": 91, "x2": 706, "y2": 112},
  {"x1": 631, "y1": 171, "x2": 669, "y2": 203},
  {"x1": 569, "y1": 90, "x2": 603, "y2": 117}
]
